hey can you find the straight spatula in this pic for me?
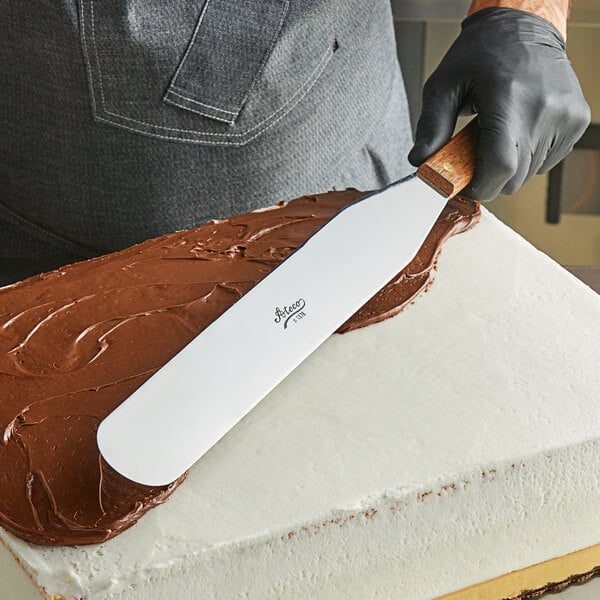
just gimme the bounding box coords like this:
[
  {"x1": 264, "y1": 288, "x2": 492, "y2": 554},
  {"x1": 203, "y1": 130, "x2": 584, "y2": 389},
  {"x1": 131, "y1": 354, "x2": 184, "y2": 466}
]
[{"x1": 98, "y1": 120, "x2": 480, "y2": 486}]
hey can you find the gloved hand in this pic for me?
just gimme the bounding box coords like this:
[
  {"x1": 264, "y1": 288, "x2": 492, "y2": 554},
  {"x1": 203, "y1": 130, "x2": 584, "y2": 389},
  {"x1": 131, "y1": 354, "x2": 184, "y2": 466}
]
[{"x1": 408, "y1": 8, "x2": 591, "y2": 201}]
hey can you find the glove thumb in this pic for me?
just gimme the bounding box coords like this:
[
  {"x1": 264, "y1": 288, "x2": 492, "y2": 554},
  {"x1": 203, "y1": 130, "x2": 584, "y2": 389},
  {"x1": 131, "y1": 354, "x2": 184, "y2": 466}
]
[{"x1": 408, "y1": 85, "x2": 463, "y2": 167}]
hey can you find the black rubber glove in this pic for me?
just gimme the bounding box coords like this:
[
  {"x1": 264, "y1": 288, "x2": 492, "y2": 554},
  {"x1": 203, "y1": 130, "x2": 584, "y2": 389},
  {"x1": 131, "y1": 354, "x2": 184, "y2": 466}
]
[{"x1": 408, "y1": 8, "x2": 591, "y2": 201}]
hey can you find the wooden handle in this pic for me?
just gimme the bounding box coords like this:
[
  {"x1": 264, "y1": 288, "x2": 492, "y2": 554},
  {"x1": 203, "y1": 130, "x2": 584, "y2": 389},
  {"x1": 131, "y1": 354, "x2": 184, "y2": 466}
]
[{"x1": 417, "y1": 118, "x2": 480, "y2": 198}]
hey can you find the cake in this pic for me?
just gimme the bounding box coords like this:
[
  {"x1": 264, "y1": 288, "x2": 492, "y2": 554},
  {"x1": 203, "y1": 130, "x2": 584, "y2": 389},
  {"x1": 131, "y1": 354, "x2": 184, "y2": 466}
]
[{"x1": 1, "y1": 189, "x2": 599, "y2": 599}]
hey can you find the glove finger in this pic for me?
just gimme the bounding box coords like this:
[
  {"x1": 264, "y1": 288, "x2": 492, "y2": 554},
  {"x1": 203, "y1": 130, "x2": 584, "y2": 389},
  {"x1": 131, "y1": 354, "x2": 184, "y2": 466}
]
[
  {"x1": 500, "y1": 143, "x2": 533, "y2": 196},
  {"x1": 461, "y1": 119, "x2": 519, "y2": 202},
  {"x1": 538, "y1": 100, "x2": 591, "y2": 174},
  {"x1": 408, "y1": 80, "x2": 462, "y2": 167},
  {"x1": 500, "y1": 105, "x2": 588, "y2": 192},
  {"x1": 537, "y1": 139, "x2": 575, "y2": 174},
  {"x1": 510, "y1": 140, "x2": 556, "y2": 191}
]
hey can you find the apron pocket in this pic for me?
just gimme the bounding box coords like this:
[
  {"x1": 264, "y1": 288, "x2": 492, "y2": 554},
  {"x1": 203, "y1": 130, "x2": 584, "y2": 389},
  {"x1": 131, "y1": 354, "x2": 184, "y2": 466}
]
[
  {"x1": 79, "y1": 0, "x2": 335, "y2": 146},
  {"x1": 162, "y1": 0, "x2": 288, "y2": 125}
]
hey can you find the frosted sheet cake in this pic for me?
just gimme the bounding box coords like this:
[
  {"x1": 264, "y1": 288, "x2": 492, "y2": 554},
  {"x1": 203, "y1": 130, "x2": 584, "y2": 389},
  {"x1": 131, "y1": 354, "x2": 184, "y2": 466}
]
[{"x1": 1, "y1": 189, "x2": 599, "y2": 599}]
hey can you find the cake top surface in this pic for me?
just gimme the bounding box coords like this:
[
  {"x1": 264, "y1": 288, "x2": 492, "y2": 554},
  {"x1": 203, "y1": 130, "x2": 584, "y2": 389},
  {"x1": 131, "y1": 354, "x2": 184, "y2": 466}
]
[
  {"x1": 0, "y1": 190, "x2": 478, "y2": 546},
  {"x1": 1, "y1": 197, "x2": 599, "y2": 598}
]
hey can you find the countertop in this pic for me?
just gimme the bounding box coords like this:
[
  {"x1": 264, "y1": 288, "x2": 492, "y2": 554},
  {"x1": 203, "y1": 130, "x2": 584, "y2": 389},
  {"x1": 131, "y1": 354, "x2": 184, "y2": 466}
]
[{"x1": 566, "y1": 266, "x2": 600, "y2": 294}]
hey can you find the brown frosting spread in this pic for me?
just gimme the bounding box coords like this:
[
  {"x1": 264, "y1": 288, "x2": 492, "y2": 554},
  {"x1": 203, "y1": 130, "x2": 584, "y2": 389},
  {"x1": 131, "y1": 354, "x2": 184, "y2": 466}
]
[{"x1": 0, "y1": 189, "x2": 479, "y2": 546}]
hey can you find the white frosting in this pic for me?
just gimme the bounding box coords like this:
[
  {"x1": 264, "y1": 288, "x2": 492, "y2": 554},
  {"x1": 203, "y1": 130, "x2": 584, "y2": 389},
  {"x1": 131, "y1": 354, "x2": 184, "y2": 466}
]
[{"x1": 1, "y1": 208, "x2": 600, "y2": 599}]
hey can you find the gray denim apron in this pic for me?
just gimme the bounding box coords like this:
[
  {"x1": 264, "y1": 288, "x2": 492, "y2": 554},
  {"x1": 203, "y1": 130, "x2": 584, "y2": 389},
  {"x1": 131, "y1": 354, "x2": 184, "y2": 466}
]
[{"x1": 0, "y1": 0, "x2": 413, "y2": 284}]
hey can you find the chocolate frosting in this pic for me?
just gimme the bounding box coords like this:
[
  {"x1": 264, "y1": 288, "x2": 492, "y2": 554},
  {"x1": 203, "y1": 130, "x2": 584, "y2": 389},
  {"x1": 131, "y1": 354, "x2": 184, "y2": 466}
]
[{"x1": 0, "y1": 189, "x2": 479, "y2": 546}]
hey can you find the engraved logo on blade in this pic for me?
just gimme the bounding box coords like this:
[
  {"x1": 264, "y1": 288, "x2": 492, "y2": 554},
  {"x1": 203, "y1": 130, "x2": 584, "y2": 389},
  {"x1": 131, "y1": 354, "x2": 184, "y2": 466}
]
[{"x1": 274, "y1": 299, "x2": 306, "y2": 329}]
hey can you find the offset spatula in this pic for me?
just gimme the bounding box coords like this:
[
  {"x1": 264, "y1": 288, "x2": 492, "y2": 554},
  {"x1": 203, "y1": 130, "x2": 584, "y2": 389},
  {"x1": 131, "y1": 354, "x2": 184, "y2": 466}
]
[{"x1": 98, "y1": 120, "x2": 480, "y2": 486}]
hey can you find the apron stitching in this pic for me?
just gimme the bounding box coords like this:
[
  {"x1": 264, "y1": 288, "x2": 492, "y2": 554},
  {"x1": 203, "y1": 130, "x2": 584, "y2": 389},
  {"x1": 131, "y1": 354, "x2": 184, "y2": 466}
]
[
  {"x1": 89, "y1": 0, "x2": 108, "y2": 111},
  {"x1": 162, "y1": 96, "x2": 237, "y2": 124},
  {"x1": 78, "y1": 0, "x2": 98, "y2": 116},
  {"x1": 169, "y1": 0, "x2": 213, "y2": 85},
  {"x1": 83, "y1": 0, "x2": 332, "y2": 140},
  {"x1": 93, "y1": 49, "x2": 333, "y2": 146},
  {"x1": 98, "y1": 48, "x2": 332, "y2": 139},
  {"x1": 237, "y1": 0, "x2": 291, "y2": 113},
  {"x1": 166, "y1": 89, "x2": 238, "y2": 115}
]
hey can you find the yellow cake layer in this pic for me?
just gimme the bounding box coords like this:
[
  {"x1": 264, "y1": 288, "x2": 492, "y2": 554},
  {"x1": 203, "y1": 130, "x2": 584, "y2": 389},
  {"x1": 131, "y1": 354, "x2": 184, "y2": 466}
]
[{"x1": 440, "y1": 543, "x2": 600, "y2": 599}]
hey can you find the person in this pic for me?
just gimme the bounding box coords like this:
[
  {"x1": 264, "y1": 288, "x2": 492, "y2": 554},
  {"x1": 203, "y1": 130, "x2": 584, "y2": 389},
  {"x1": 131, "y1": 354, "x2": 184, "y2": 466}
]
[{"x1": 0, "y1": 0, "x2": 590, "y2": 285}]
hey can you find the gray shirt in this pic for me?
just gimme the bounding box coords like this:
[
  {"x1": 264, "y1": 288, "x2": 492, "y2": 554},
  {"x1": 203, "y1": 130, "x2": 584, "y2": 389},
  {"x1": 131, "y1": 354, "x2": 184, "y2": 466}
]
[{"x1": 0, "y1": 0, "x2": 412, "y2": 281}]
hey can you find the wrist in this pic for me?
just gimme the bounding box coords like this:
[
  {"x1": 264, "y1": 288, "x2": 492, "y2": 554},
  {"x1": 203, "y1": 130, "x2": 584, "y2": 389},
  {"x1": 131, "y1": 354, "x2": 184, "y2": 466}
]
[{"x1": 467, "y1": 1, "x2": 569, "y2": 39}]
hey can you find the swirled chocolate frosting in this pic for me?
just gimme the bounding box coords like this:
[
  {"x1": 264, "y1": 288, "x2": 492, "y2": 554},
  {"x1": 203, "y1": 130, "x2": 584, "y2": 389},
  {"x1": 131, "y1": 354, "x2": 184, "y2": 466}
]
[{"x1": 0, "y1": 189, "x2": 479, "y2": 546}]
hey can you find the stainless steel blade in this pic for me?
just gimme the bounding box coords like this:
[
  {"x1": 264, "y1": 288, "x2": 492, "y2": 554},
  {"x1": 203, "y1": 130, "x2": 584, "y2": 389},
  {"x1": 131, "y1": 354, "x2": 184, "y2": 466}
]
[{"x1": 97, "y1": 175, "x2": 448, "y2": 485}]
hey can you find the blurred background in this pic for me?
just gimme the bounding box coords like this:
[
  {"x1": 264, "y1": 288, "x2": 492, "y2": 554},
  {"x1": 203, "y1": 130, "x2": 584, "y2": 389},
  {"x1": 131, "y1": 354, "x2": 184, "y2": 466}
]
[{"x1": 392, "y1": 0, "x2": 600, "y2": 267}]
